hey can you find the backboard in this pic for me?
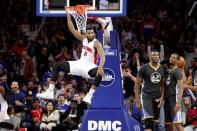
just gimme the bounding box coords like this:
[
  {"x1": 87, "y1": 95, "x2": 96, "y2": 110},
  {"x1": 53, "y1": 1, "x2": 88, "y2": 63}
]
[{"x1": 36, "y1": 0, "x2": 127, "y2": 17}]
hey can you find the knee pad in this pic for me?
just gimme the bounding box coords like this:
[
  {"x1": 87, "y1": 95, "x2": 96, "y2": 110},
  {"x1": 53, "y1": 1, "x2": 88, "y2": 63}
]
[
  {"x1": 51, "y1": 62, "x2": 70, "y2": 81},
  {"x1": 144, "y1": 118, "x2": 154, "y2": 130},
  {"x1": 52, "y1": 62, "x2": 70, "y2": 73},
  {"x1": 93, "y1": 74, "x2": 102, "y2": 87},
  {"x1": 88, "y1": 68, "x2": 97, "y2": 78}
]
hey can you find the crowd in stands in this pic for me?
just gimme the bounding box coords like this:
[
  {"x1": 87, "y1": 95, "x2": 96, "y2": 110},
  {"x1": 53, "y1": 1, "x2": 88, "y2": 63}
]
[{"x1": 0, "y1": 0, "x2": 197, "y2": 130}]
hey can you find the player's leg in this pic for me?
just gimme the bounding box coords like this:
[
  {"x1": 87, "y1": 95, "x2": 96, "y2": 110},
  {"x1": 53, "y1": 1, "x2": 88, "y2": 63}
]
[
  {"x1": 0, "y1": 89, "x2": 9, "y2": 121},
  {"x1": 168, "y1": 96, "x2": 183, "y2": 131},
  {"x1": 83, "y1": 67, "x2": 102, "y2": 104},
  {"x1": 36, "y1": 62, "x2": 70, "y2": 99},
  {"x1": 141, "y1": 93, "x2": 154, "y2": 131},
  {"x1": 153, "y1": 98, "x2": 161, "y2": 130},
  {"x1": 164, "y1": 97, "x2": 174, "y2": 131},
  {"x1": 95, "y1": 17, "x2": 113, "y2": 46},
  {"x1": 96, "y1": 17, "x2": 113, "y2": 30},
  {"x1": 157, "y1": 102, "x2": 165, "y2": 131}
]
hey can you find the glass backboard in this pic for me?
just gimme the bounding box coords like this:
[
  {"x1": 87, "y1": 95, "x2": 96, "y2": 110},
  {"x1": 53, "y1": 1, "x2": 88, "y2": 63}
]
[{"x1": 36, "y1": 0, "x2": 127, "y2": 17}]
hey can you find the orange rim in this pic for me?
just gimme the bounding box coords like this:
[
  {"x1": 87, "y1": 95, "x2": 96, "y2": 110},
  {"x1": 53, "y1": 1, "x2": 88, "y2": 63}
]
[{"x1": 66, "y1": 5, "x2": 91, "y2": 15}]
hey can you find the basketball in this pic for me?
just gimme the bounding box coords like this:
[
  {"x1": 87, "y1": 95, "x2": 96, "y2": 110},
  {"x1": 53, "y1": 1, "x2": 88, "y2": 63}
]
[
  {"x1": 177, "y1": 57, "x2": 185, "y2": 69},
  {"x1": 0, "y1": 86, "x2": 5, "y2": 95}
]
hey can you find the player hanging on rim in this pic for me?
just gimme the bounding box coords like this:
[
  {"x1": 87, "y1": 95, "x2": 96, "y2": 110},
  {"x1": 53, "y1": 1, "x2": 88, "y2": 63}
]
[{"x1": 36, "y1": 8, "x2": 106, "y2": 105}]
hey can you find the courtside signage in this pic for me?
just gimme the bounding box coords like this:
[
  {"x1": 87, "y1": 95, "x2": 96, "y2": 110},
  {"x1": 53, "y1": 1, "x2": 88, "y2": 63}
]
[
  {"x1": 100, "y1": 68, "x2": 115, "y2": 87},
  {"x1": 88, "y1": 120, "x2": 121, "y2": 131},
  {"x1": 104, "y1": 49, "x2": 117, "y2": 56}
]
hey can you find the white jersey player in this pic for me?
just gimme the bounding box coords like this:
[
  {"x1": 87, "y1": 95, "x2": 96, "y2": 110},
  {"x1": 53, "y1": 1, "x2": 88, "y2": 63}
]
[
  {"x1": 37, "y1": 9, "x2": 106, "y2": 105},
  {"x1": 0, "y1": 86, "x2": 9, "y2": 122},
  {"x1": 69, "y1": 38, "x2": 100, "y2": 78}
]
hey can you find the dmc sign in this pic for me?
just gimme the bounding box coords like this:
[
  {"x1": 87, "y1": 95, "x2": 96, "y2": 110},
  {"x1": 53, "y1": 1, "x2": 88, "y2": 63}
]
[
  {"x1": 88, "y1": 120, "x2": 122, "y2": 131},
  {"x1": 100, "y1": 68, "x2": 115, "y2": 87}
]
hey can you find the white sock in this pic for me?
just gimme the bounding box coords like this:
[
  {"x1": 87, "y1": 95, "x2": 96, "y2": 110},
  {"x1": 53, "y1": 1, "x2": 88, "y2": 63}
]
[
  {"x1": 105, "y1": 17, "x2": 113, "y2": 31},
  {"x1": 89, "y1": 89, "x2": 95, "y2": 95},
  {"x1": 48, "y1": 83, "x2": 55, "y2": 91}
]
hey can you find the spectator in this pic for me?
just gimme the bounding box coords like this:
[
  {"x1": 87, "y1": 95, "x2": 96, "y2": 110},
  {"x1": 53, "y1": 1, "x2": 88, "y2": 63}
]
[
  {"x1": 56, "y1": 94, "x2": 69, "y2": 114},
  {"x1": 140, "y1": 14, "x2": 158, "y2": 41},
  {"x1": 0, "y1": 105, "x2": 20, "y2": 131},
  {"x1": 184, "y1": 105, "x2": 197, "y2": 130},
  {"x1": 4, "y1": 81, "x2": 26, "y2": 122},
  {"x1": 40, "y1": 100, "x2": 60, "y2": 131},
  {"x1": 55, "y1": 80, "x2": 72, "y2": 101},
  {"x1": 35, "y1": 46, "x2": 50, "y2": 79},
  {"x1": 24, "y1": 90, "x2": 34, "y2": 110},
  {"x1": 9, "y1": 40, "x2": 26, "y2": 61},
  {"x1": 55, "y1": 100, "x2": 80, "y2": 130},
  {"x1": 25, "y1": 98, "x2": 42, "y2": 131},
  {"x1": 73, "y1": 92, "x2": 87, "y2": 122},
  {"x1": 55, "y1": 71, "x2": 66, "y2": 90},
  {"x1": 121, "y1": 60, "x2": 136, "y2": 99},
  {"x1": 18, "y1": 51, "x2": 35, "y2": 82}
]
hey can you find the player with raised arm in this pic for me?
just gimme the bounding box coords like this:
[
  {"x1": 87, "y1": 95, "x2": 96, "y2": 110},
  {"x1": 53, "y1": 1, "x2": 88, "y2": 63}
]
[{"x1": 36, "y1": 9, "x2": 105, "y2": 105}]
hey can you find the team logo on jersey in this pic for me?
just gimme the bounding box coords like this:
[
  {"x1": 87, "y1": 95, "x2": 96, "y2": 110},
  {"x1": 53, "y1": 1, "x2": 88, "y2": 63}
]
[
  {"x1": 150, "y1": 72, "x2": 161, "y2": 83},
  {"x1": 100, "y1": 68, "x2": 115, "y2": 87}
]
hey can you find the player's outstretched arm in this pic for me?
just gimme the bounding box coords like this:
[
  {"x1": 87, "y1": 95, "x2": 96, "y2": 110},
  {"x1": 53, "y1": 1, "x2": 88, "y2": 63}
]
[
  {"x1": 184, "y1": 84, "x2": 197, "y2": 91},
  {"x1": 94, "y1": 41, "x2": 105, "y2": 77},
  {"x1": 66, "y1": 8, "x2": 84, "y2": 41}
]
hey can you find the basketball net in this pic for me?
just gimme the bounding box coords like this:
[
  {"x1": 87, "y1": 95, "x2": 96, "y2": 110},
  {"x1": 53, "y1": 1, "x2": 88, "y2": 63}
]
[{"x1": 66, "y1": 5, "x2": 91, "y2": 34}]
